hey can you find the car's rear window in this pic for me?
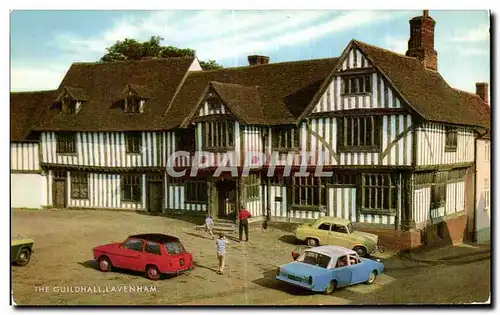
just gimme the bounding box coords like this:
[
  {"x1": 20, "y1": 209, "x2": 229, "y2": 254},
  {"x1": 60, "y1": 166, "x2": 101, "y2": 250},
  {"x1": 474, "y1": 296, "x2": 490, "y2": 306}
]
[
  {"x1": 298, "y1": 251, "x2": 331, "y2": 268},
  {"x1": 165, "y1": 241, "x2": 184, "y2": 255}
]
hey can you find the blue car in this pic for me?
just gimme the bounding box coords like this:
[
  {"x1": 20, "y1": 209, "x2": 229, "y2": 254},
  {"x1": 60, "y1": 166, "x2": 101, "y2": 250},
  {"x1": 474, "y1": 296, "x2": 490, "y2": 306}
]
[{"x1": 276, "y1": 245, "x2": 385, "y2": 295}]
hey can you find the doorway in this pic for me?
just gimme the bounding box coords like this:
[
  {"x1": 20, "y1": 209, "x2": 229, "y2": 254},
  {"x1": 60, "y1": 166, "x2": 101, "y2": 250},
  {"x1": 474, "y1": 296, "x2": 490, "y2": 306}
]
[
  {"x1": 216, "y1": 180, "x2": 236, "y2": 219},
  {"x1": 148, "y1": 181, "x2": 163, "y2": 213},
  {"x1": 52, "y1": 170, "x2": 67, "y2": 208}
]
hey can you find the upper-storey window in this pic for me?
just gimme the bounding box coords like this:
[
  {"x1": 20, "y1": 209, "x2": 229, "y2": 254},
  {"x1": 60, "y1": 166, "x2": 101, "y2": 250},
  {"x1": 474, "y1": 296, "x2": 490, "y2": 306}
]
[
  {"x1": 342, "y1": 75, "x2": 372, "y2": 95},
  {"x1": 124, "y1": 95, "x2": 144, "y2": 113},
  {"x1": 126, "y1": 132, "x2": 142, "y2": 153},
  {"x1": 176, "y1": 127, "x2": 196, "y2": 152},
  {"x1": 272, "y1": 126, "x2": 299, "y2": 150},
  {"x1": 62, "y1": 94, "x2": 77, "y2": 114},
  {"x1": 56, "y1": 132, "x2": 76, "y2": 154},
  {"x1": 203, "y1": 121, "x2": 234, "y2": 150},
  {"x1": 338, "y1": 116, "x2": 381, "y2": 152},
  {"x1": 445, "y1": 126, "x2": 458, "y2": 151}
]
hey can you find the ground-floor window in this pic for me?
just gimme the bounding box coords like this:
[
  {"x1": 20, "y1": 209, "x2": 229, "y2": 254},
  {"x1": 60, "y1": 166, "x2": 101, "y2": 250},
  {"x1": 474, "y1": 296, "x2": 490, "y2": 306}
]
[
  {"x1": 431, "y1": 172, "x2": 447, "y2": 208},
  {"x1": 245, "y1": 174, "x2": 261, "y2": 200},
  {"x1": 482, "y1": 178, "x2": 490, "y2": 212},
  {"x1": 122, "y1": 174, "x2": 142, "y2": 202},
  {"x1": 71, "y1": 172, "x2": 88, "y2": 199},
  {"x1": 292, "y1": 176, "x2": 326, "y2": 207},
  {"x1": 185, "y1": 181, "x2": 208, "y2": 203},
  {"x1": 361, "y1": 173, "x2": 397, "y2": 213}
]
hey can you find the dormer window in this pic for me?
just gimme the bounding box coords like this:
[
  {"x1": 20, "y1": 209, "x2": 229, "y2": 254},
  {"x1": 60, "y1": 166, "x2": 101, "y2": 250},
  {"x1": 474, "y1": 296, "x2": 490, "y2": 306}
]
[
  {"x1": 125, "y1": 94, "x2": 143, "y2": 113},
  {"x1": 56, "y1": 86, "x2": 87, "y2": 114},
  {"x1": 120, "y1": 84, "x2": 149, "y2": 113}
]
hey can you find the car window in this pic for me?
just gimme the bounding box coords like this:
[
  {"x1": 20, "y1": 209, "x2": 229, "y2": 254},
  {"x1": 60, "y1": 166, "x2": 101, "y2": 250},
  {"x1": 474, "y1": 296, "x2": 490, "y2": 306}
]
[
  {"x1": 145, "y1": 241, "x2": 162, "y2": 255},
  {"x1": 122, "y1": 239, "x2": 144, "y2": 252},
  {"x1": 165, "y1": 241, "x2": 185, "y2": 255},
  {"x1": 336, "y1": 255, "x2": 349, "y2": 268},
  {"x1": 332, "y1": 224, "x2": 348, "y2": 234},
  {"x1": 318, "y1": 223, "x2": 331, "y2": 231},
  {"x1": 349, "y1": 255, "x2": 360, "y2": 265},
  {"x1": 297, "y1": 251, "x2": 331, "y2": 269}
]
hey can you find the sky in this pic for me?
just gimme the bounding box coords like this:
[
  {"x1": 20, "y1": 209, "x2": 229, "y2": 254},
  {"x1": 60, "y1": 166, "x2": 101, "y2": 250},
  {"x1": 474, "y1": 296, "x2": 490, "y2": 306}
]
[{"x1": 10, "y1": 10, "x2": 490, "y2": 95}]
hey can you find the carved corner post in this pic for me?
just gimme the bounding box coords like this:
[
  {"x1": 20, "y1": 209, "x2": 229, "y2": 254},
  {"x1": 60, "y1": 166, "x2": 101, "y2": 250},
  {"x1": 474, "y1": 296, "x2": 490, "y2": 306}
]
[{"x1": 401, "y1": 171, "x2": 416, "y2": 231}]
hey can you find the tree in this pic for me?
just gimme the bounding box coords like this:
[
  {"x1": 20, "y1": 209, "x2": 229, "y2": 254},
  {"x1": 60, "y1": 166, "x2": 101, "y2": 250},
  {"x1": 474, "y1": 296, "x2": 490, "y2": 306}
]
[{"x1": 99, "y1": 36, "x2": 223, "y2": 70}]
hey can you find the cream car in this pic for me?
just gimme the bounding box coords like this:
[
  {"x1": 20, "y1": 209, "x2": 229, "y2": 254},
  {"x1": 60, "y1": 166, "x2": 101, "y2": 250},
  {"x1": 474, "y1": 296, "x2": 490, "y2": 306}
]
[{"x1": 294, "y1": 217, "x2": 379, "y2": 257}]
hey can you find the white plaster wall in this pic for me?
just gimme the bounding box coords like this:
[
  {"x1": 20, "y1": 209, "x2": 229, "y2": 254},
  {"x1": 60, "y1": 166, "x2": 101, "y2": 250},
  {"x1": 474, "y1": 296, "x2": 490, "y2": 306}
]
[{"x1": 11, "y1": 173, "x2": 47, "y2": 209}]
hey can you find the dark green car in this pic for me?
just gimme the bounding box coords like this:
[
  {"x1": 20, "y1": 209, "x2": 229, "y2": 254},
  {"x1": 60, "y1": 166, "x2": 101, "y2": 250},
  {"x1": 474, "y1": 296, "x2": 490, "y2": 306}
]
[{"x1": 11, "y1": 239, "x2": 34, "y2": 266}]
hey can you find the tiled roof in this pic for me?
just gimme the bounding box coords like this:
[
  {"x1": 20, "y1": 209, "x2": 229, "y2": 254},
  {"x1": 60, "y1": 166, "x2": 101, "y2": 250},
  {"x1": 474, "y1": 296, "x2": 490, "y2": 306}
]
[
  {"x1": 32, "y1": 57, "x2": 195, "y2": 132},
  {"x1": 165, "y1": 57, "x2": 340, "y2": 129}
]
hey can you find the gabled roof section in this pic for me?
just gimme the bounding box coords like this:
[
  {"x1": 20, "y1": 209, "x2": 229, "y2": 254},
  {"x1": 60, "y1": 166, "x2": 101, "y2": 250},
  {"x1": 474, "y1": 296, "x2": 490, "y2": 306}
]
[
  {"x1": 353, "y1": 40, "x2": 488, "y2": 128},
  {"x1": 206, "y1": 81, "x2": 262, "y2": 124},
  {"x1": 165, "y1": 57, "x2": 339, "y2": 129},
  {"x1": 56, "y1": 85, "x2": 88, "y2": 102},
  {"x1": 34, "y1": 57, "x2": 195, "y2": 132},
  {"x1": 119, "y1": 84, "x2": 151, "y2": 99},
  {"x1": 454, "y1": 88, "x2": 490, "y2": 134},
  {"x1": 10, "y1": 90, "x2": 57, "y2": 141}
]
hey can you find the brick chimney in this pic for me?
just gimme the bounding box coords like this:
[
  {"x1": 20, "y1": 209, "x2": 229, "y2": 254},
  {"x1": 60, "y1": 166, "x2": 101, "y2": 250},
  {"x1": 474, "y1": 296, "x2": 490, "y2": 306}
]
[
  {"x1": 406, "y1": 10, "x2": 438, "y2": 71},
  {"x1": 476, "y1": 82, "x2": 489, "y2": 104},
  {"x1": 248, "y1": 55, "x2": 270, "y2": 66}
]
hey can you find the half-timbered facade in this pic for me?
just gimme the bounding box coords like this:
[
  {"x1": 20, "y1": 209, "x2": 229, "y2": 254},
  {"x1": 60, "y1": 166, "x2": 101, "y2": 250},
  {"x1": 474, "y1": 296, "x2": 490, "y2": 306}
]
[{"x1": 11, "y1": 11, "x2": 490, "y2": 248}]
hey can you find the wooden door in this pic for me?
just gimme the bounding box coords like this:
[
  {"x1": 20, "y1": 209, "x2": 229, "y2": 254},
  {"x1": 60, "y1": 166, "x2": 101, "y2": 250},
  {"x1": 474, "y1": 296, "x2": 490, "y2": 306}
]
[
  {"x1": 148, "y1": 182, "x2": 163, "y2": 213},
  {"x1": 53, "y1": 179, "x2": 66, "y2": 208}
]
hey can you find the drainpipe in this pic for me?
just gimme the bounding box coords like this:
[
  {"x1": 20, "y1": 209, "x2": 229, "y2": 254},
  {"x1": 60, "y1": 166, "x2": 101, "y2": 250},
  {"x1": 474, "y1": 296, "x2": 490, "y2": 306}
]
[{"x1": 472, "y1": 137, "x2": 478, "y2": 243}]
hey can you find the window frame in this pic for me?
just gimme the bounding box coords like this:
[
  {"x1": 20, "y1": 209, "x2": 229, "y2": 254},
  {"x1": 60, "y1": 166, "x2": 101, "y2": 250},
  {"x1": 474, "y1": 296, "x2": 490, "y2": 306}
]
[
  {"x1": 56, "y1": 132, "x2": 77, "y2": 154},
  {"x1": 483, "y1": 178, "x2": 490, "y2": 211},
  {"x1": 125, "y1": 132, "x2": 142, "y2": 154},
  {"x1": 121, "y1": 174, "x2": 142, "y2": 203},
  {"x1": 337, "y1": 116, "x2": 381, "y2": 153},
  {"x1": 360, "y1": 173, "x2": 398, "y2": 214},
  {"x1": 271, "y1": 126, "x2": 299, "y2": 151},
  {"x1": 245, "y1": 174, "x2": 261, "y2": 201},
  {"x1": 431, "y1": 171, "x2": 447, "y2": 208},
  {"x1": 292, "y1": 176, "x2": 326, "y2": 208},
  {"x1": 124, "y1": 95, "x2": 142, "y2": 113},
  {"x1": 202, "y1": 120, "x2": 234, "y2": 150},
  {"x1": 445, "y1": 126, "x2": 458, "y2": 152},
  {"x1": 342, "y1": 75, "x2": 372, "y2": 95},
  {"x1": 484, "y1": 143, "x2": 490, "y2": 162},
  {"x1": 185, "y1": 181, "x2": 208, "y2": 204},
  {"x1": 70, "y1": 171, "x2": 89, "y2": 199}
]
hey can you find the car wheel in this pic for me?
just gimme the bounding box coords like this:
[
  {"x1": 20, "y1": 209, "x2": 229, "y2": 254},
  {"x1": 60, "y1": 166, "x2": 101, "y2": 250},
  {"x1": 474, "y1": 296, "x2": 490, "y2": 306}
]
[
  {"x1": 146, "y1": 265, "x2": 161, "y2": 281},
  {"x1": 307, "y1": 238, "x2": 319, "y2": 247},
  {"x1": 353, "y1": 246, "x2": 368, "y2": 257},
  {"x1": 16, "y1": 248, "x2": 31, "y2": 266},
  {"x1": 324, "y1": 280, "x2": 337, "y2": 295},
  {"x1": 98, "y1": 256, "x2": 112, "y2": 272},
  {"x1": 366, "y1": 270, "x2": 377, "y2": 285}
]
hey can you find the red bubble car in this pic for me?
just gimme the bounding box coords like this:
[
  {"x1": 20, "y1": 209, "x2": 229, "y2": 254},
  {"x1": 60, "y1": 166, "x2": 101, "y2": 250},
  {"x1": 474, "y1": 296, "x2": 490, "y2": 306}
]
[{"x1": 93, "y1": 233, "x2": 194, "y2": 280}]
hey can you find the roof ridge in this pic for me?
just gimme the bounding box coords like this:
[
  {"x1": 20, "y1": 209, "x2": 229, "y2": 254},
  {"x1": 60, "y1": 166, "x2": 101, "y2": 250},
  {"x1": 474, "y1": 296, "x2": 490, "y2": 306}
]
[
  {"x1": 70, "y1": 56, "x2": 195, "y2": 66},
  {"x1": 353, "y1": 39, "x2": 417, "y2": 60},
  {"x1": 197, "y1": 56, "x2": 339, "y2": 74},
  {"x1": 10, "y1": 90, "x2": 57, "y2": 95}
]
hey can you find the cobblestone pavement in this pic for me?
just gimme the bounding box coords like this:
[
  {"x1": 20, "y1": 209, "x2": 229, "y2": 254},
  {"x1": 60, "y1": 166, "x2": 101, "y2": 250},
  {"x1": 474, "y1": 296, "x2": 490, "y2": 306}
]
[{"x1": 11, "y1": 209, "x2": 490, "y2": 305}]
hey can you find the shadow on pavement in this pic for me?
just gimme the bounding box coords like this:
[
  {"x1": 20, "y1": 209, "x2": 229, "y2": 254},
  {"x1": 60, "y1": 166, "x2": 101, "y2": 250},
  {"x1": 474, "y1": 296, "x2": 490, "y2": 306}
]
[
  {"x1": 194, "y1": 262, "x2": 219, "y2": 274},
  {"x1": 251, "y1": 269, "x2": 314, "y2": 296},
  {"x1": 78, "y1": 260, "x2": 145, "y2": 278},
  {"x1": 278, "y1": 234, "x2": 299, "y2": 245}
]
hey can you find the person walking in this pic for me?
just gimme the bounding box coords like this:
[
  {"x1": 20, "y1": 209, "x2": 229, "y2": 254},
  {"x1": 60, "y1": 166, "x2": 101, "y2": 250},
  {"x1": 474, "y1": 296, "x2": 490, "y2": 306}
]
[
  {"x1": 205, "y1": 215, "x2": 214, "y2": 239},
  {"x1": 238, "y1": 205, "x2": 252, "y2": 242},
  {"x1": 215, "y1": 232, "x2": 228, "y2": 274}
]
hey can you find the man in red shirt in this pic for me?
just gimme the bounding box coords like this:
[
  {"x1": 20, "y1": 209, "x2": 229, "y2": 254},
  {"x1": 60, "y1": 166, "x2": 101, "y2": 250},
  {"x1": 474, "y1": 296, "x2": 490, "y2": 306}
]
[{"x1": 238, "y1": 205, "x2": 252, "y2": 242}]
